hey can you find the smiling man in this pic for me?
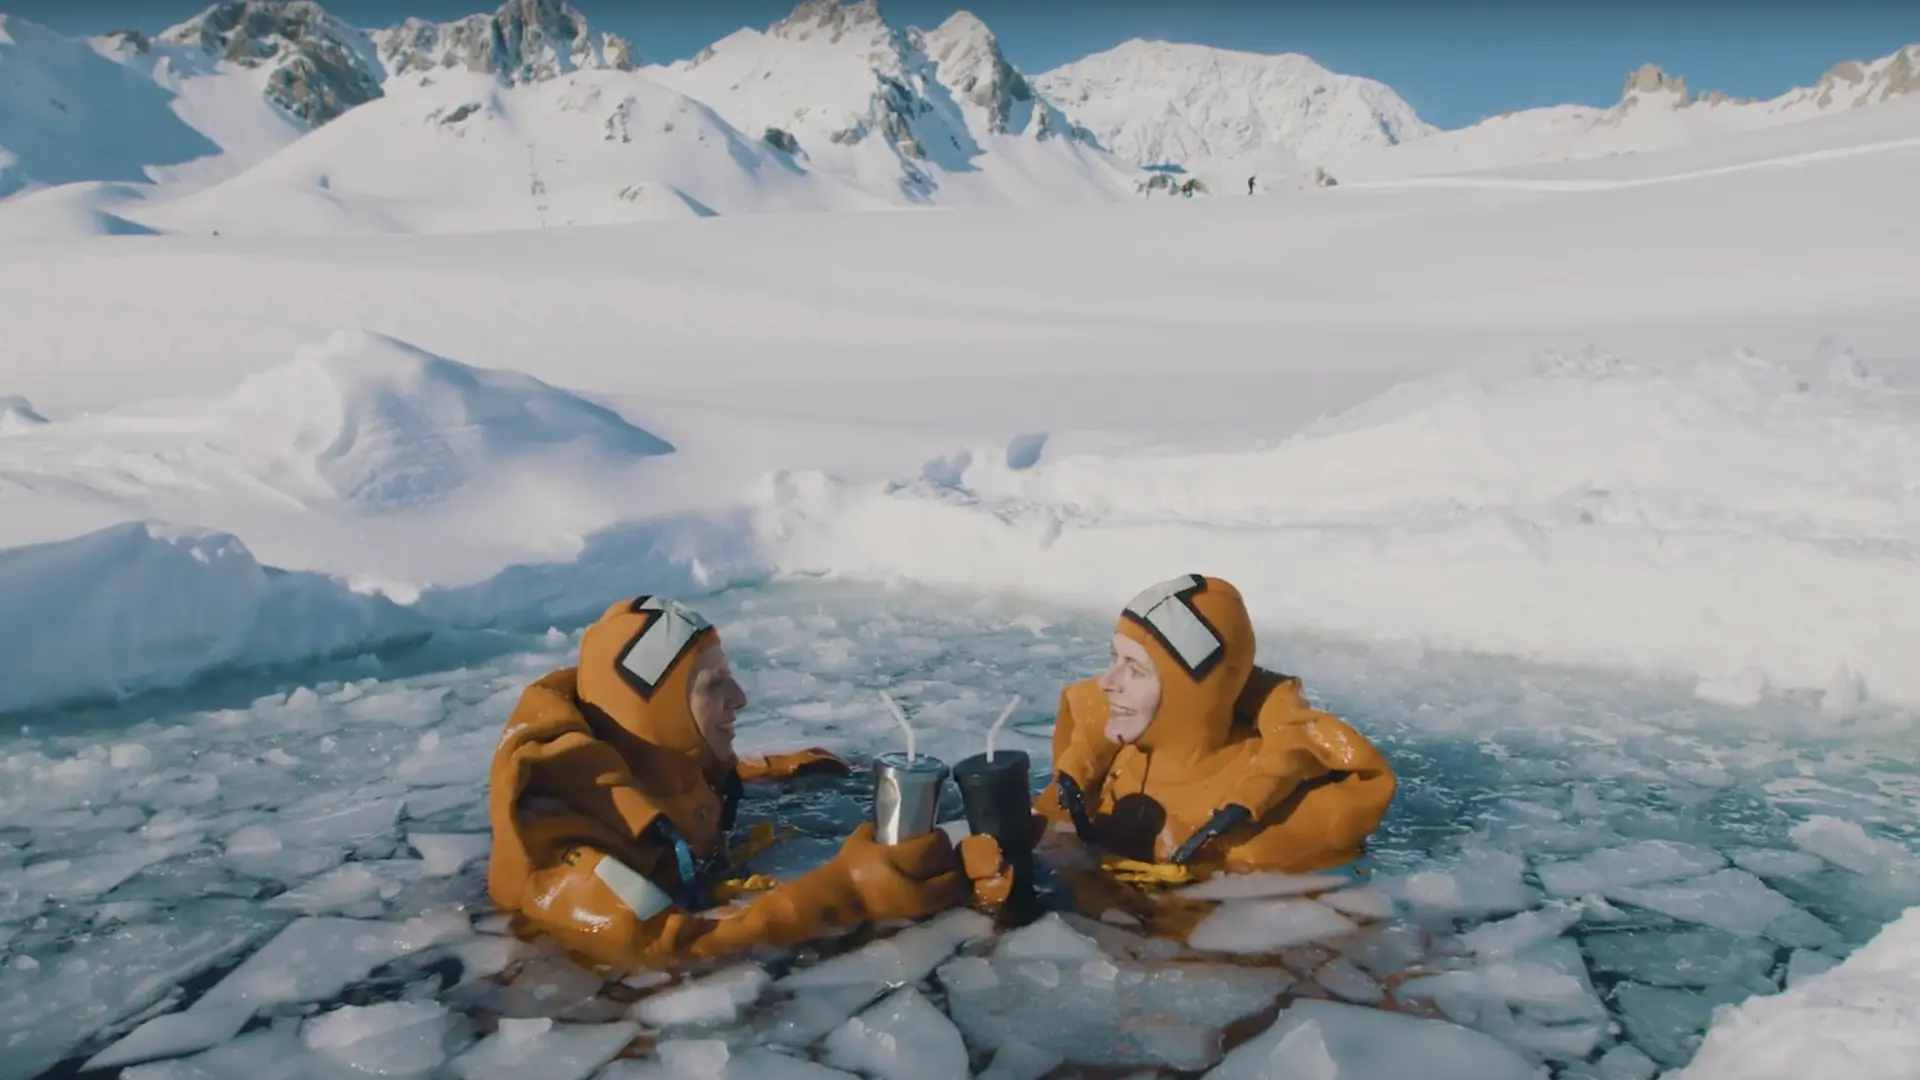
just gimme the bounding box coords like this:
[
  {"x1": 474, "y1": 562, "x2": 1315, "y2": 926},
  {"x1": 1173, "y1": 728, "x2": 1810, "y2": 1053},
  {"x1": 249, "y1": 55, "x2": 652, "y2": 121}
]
[
  {"x1": 485, "y1": 596, "x2": 992, "y2": 968},
  {"x1": 1035, "y1": 575, "x2": 1398, "y2": 874}
]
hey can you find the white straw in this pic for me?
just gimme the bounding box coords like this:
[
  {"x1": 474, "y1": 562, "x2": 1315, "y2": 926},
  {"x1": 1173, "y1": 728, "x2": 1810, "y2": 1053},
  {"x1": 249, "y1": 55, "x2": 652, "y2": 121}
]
[
  {"x1": 879, "y1": 690, "x2": 916, "y2": 763},
  {"x1": 985, "y1": 695, "x2": 1020, "y2": 762}
]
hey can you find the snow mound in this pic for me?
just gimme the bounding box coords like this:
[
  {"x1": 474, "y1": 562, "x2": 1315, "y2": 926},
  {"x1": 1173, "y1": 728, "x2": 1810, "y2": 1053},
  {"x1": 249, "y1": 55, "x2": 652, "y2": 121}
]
[
  {"x1": 1672, "y1": 906, "x2": 1920, "y2": 1079},
  {"x1": 0, "y1": 396, "x2": 48, "y2": 434},
  {"x1": 187, "y1": 328, "x2": 673, "y2": 510},
  {"x1": 0, "y1": 328, "x2": 672, "y2": 516},
  {"x1": 756, "y1": 347, "x2": 1920, "y2": 706},
  {"x1": 0, "y1": 521, "x2": 426, "y2": 714},
  {"x1": 0, "y1": 181, "x2": 160, "y2": 238}
]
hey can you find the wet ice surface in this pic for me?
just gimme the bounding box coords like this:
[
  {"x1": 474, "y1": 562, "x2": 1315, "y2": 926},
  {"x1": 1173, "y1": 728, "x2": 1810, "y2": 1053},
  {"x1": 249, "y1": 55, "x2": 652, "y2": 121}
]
[{"x1": 3, "y1": 580, "x2": 1918, "y2": 1079}]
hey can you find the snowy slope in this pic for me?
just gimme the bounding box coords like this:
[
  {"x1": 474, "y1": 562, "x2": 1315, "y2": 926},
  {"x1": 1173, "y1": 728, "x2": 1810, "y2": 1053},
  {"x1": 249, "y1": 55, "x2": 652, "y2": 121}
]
[
  {"x1": 0, "y1": 15, "x2": 225, "y2": 197},
  {"x1": 1031, "y1": 38, "x2": 1435, "y2": 176},
  {"x1": 1330, "y1": 46, "x2": 1920, "y2": 183},
  {"x1": 3, "y1": 94, "x2": 1918, "y2": 704},
  {"x1": 118, "y1": 70, "x2": 897, "y2": 235}
]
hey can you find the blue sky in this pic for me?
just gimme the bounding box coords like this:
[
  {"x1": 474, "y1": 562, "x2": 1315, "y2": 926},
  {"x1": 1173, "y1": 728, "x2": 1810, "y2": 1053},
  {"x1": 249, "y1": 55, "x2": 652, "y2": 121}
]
[{"x1": 17, "y1": 0, "x2": 1920, "y2": 129}]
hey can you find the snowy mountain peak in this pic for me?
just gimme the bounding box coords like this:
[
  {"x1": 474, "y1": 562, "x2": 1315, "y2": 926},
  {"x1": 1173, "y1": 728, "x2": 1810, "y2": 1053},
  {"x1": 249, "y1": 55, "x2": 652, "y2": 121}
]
[
  {"x1": 919, "y1": 11, "x2": 1040, "y2": 135},
  {"x1": 770, "y1": 0, "x2": 891, "y2": 44},
  {"x1": 1795, "y1": 44, "x2": 1920, "y2": 109},
  {"x1": 157, "y1": 1, "x2": 385, "y2": 126},
  {"x1": 1032, "y1": 39, "x2": 1434, "y2": 170},
  {"x1": 1621, "y1": 63, "x2": 1689, "y2": 102},
  {"x1": 372, "y1": 0, "x2": 637, "y2": 84}
]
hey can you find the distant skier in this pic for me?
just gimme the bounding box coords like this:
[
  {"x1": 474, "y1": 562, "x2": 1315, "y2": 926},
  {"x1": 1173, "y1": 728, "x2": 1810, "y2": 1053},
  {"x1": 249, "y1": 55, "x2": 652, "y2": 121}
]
[{"x1": 1247, "y1": 176, "x2": 1255, "y2": 195}]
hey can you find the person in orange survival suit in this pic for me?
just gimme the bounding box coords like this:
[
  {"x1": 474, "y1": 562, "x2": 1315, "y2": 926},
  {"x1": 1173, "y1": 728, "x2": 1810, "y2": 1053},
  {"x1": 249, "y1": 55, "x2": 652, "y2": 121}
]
[
  {"x1": 487, "y1": 596, "x2": 1004, "y2": 968},
  {"x1": 1026, "y1": 574, "x2": 1397, "y2": 881}
]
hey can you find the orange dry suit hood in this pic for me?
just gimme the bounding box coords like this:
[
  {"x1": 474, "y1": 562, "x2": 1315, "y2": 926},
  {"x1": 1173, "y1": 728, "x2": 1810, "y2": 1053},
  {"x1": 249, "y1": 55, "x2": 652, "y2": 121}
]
[{"x1": 487, "y1": 597, "x2": 736, "y2": 915}]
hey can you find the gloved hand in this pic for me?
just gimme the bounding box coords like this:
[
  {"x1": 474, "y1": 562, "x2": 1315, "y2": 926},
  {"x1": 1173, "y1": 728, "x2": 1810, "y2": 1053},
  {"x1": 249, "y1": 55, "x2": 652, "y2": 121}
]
[
  {"x1": 959, "y1": 834, "x2": 1014, "y2": 907},
  {"x1": 737, "y1": 748, "x2": 853, "y2": 782},
  {"x1": 826, "y1": 822, "x2": 968, "y2": 922},
  {"x1": 1055, "y1": 773, "x2": 1097, "y2": 841},
  {"x1": 1169, "y1": 804, "x2": 1253, "y2": 866},
  {"x1": 956, "y1": 815, "x2": 1046, "y2": 907}
]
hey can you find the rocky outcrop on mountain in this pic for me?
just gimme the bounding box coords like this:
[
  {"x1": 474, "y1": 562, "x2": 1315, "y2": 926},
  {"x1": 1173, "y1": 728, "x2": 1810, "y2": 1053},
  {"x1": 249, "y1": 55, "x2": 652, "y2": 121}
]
[
  {"x1": 1787, "y1": 45, "x2": 1920, "y2": 110},
  {"x1": 917, "y1": 12, "x2": 1033, "y2": 135},
  {"x1": 372, "y1": 0, "x2": 637, "y2": 83},
  {"x1": 157, "y1": 1, "x2": 384, "y2": 126}
]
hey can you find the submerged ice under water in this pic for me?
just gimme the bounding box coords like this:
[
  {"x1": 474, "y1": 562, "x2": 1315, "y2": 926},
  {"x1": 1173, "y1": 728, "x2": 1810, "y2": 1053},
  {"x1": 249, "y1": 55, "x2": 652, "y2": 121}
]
[{"x1": 2, "y1": 580, "x2": 1917, "y2": 1079}]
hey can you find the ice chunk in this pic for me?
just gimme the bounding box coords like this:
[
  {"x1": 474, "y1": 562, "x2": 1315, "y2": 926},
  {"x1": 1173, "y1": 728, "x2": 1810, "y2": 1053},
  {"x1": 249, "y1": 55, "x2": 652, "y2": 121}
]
[
  {"x1": 1204, "y1": 999, "x2": 1538, "y2": 1080},
  {"x1": 989, "y1": 912, "x2": 1109, "y2": 964},
  {"x1": 1458, "y1": 903, "x2": 1583, "y2": 960},
  {"x1": 779, "y1": 908, "x2": 991, "y2": 988},
  {"x1": 409, "y1": 833, "x2": 492, "y2": 876},
  {"x1": 1584, "y1": 927, "x2": 1778, "y2": 991},
  {"x1": 822, "y1": 987, "x2": 967, "y2": 1080},
  {"x1": 1607, "y1": 868, "x2": 1809, "y2": 938},
  {"x1": 479, "y1": 954, "x2": 607, "y2": 1019},
  {"x1": 1392, "y1": 848, "x2": 1537, "y2": 918},
  {"x1": 81, "y1": 1003, "x2": 256, "y2": 1071},
  {"x1": 1789, "y1": 816, "x2": 1920, "y2": 897},
  {"x1": 1731, "y1": 847, "x2": 1827, "y2": 880},
  {"x1": 5, "y1": 836, "x2": 196, "y2": 901},
  {"x1": 1563, "y1": 1043, "x2": 1660, "y2": 1080},
  {"x1": 631, "y1": 964, "x2": 769, "y2": 1028},
  {"x1": 1611, "y1": 981, "x2": 1750, "y2": 1066},
  {"x1": 604, "y1": 1044, "x2": 860, "y2": 1079},
  {"x1": 1535, "y1": 839, "x2": 1727, "y2": 898},
  {"x1": 749, "y1": 984, "x2": 884, "y2": 1048},
  {"x1": 0, "y1": 902, "x2": 276, "y2": 1078},
  {"x1": 1188, "y1": 898, "x2": 1358, "y2": 954},
  {"x1": 1173, "y1": 870, "x2": 1357, "y2": 901},
  {"x1": 944, "y1": 955, "x2": 1289, "y2": 1071},
  {"x1": 196, "y1": 916, "x2": 465, "y2": 1013},
  {"x1": 974, "y1": 1039, "x2": 1065, "y2": 1080},
  {"x1": 302, "y1": 1000, "x2": 462, "y2": 1076},
  {"x1": 1318, "y1": 883, "x2": 1396, "y2": 919},
  {"x1": 1784, "y1": 948, "x2": 1841, "y2": 987},
  {"x1": 1397, "y1": 953, "x2": 1606, "y2": 1056},
  {"x1": 447, "y1": 1018, "x2": 638, "y2": 1080},
  {"x1": 265, "y1": 860, "x2": 424, "y2": 915},
  {"x1": 1312, "y1": 957, "x2": 1384, "y2": 1004}
]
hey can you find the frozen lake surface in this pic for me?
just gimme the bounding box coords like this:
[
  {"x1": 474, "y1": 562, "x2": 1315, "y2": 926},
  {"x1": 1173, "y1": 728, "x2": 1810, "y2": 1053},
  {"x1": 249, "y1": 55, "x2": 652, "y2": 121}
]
[{"x1": 4, "y1": 579, "x2": 1918, "y2": 1079}]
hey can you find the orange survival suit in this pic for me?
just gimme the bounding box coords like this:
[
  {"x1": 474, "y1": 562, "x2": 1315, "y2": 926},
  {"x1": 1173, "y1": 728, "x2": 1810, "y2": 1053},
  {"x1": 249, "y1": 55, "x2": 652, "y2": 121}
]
[
  {"x1": 1036, "y1": 575, "x2": 1396, "y2": 874},
  {"x1": 486, "y1": 596, "x2": 975, "y2": 968}
]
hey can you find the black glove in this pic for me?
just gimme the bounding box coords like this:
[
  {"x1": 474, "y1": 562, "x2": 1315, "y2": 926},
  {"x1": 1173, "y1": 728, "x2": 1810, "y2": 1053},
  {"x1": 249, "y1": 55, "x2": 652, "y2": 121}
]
[
  {"x1": 1055, "y1": 773, "x2": 1097, "y2": 841},
  {"x1": 1169, "y1": 804, "x2": 1253, "y2": 866}
]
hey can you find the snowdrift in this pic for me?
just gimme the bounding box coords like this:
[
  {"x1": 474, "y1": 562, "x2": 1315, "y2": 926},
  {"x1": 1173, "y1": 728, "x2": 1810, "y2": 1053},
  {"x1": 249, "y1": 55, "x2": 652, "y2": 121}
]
[
  {"x1": 1671, "y1": 906, "x2": 1920, "y2": 1079},
  {"x1": 0, "y1": 328, "x2": 671, "y2": 516},
  {"x1": 750, "y1": 346, "x2": 1920, "y2": 708},
  {"x1": 0, "y1": 521, "x2": 426, "y2": 714},
  {"x1": 0, "y1": 181, "x2": 159, "y2": 239}
]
